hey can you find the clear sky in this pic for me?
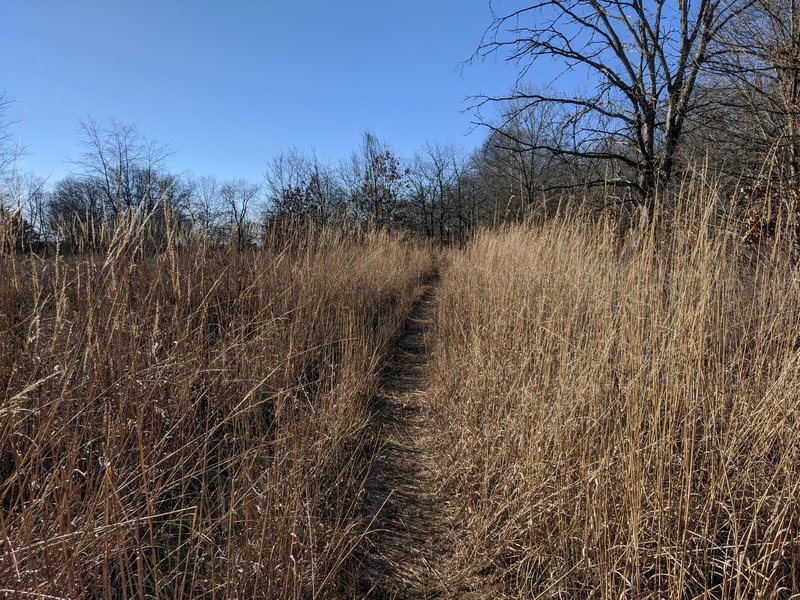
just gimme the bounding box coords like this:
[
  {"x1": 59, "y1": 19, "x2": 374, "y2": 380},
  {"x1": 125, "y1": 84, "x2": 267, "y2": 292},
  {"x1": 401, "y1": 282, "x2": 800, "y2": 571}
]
[{"x1": 0, "y1": 1, "x2": 524, "y2": 184}]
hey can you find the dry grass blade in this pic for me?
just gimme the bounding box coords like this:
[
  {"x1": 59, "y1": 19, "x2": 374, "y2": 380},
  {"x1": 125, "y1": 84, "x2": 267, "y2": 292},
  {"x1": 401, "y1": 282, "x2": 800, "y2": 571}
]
[
  {"x1": 0, "y1": 218, "x2": 435, "y2": 599},
  {"x1": 426, "y1": 180, "x2": 800, "y2": 598}
]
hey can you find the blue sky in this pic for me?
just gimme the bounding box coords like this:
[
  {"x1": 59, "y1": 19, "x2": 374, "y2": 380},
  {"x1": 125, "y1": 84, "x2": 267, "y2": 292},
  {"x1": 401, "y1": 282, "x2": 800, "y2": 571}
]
[{"x1": 0, "y1": 1, "x2": 526, "y2": 183}]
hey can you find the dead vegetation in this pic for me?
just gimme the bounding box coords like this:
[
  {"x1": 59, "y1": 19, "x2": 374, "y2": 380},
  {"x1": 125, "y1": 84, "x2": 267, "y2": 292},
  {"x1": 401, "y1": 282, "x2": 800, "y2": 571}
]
[
  {"x1": 0, "y1": 217, "x2": 434, "y2": 598},
  {"x1": 426, "y1": 180, "x2": 800, "y2": 597},
  {"x1": 3, "y1": 176, "x2": 800, "y2": 598}
]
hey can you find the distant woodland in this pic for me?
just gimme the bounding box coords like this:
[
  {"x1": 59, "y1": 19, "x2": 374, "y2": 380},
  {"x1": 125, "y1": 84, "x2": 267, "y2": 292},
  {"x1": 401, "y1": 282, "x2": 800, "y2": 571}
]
[{"x1": 4, "y1": 0, "x2": 800, "y2": 251}]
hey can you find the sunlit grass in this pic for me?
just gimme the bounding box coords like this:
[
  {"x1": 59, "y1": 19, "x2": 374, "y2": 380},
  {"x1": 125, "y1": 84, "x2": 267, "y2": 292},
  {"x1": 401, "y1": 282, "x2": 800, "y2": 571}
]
[
  {"x1": 428, "y1": 181, "x2": 800, "y2": 597},
  {"x1": 0, "y1": 216, "x2": 434, "y2": 598},
  {"x1": 3, "y1": 178, "x2": 800, "y2": 598}
]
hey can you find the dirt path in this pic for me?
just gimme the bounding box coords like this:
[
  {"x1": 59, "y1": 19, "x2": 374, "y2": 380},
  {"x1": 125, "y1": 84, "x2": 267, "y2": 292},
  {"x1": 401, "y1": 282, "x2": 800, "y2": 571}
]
[{"x1": 353, "y1": 275, "x2": 450, "y2": 598}]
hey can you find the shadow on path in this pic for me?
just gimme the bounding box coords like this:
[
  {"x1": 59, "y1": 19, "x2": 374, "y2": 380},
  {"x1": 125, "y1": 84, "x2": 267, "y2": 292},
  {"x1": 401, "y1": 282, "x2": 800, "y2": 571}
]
[{"x1": 352, "y1": 276, "x2": 450, "y2": 598}]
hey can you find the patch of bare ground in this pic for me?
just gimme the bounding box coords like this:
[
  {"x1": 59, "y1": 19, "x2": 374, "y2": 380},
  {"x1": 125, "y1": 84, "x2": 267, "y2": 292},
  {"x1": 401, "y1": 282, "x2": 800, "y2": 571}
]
[{"x1": 347, "y1": 271, "x2": 452, "y2": 598}]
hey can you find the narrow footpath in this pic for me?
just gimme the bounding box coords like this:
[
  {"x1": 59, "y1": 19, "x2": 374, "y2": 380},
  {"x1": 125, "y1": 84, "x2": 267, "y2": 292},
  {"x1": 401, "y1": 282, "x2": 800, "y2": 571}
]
[{"x1": 354, "y1": 275, "x2": 450, "y2": 598}]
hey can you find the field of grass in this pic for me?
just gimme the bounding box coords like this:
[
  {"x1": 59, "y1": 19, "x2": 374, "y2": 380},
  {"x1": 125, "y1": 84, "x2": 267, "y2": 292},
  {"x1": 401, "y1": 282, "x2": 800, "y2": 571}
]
[
  {"x1": 2, "y1": 185, "x2": 800, "y2": 598},
  {"x1": 427, "y1": 187, "x2": 800, "y2": 597},
  {"x1": 0, "y1": 219, "x2": 434, "y2": 598}
]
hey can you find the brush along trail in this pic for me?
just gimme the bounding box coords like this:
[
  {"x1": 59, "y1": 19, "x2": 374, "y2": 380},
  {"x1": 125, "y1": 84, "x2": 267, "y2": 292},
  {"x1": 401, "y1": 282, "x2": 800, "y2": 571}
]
[{"x1": 351, "y1": 272, "x2": 452, "y2": 598}]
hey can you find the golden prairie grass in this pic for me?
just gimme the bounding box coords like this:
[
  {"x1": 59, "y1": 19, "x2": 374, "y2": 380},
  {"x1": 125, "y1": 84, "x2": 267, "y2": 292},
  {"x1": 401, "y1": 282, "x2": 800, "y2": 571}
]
[
  {"x1": 4, "y1": 177, "x2": 800, "y2": 599},
  {"x1": 428, "y1": 182, "x2": 800, "y2": 597},
  {"x1": 0, "y1": 217, "x2": 434, "y2": 598}
]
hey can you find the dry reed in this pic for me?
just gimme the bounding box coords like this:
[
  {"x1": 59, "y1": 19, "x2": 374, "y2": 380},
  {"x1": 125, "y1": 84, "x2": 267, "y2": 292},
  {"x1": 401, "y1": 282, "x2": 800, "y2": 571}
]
[
  {"x1": 0, "y1": 216, "x2": 434, "y2": 598},
  {"x1": 428, "y1": 179, "x2": 800, "y2": 597}
]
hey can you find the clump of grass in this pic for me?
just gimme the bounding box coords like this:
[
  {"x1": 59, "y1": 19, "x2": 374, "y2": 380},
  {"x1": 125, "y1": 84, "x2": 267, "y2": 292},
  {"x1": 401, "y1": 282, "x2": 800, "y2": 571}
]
[
  {"x1": 428, "y1": 179, "x2": 800, "y2": 597},
  {"x1": 0, "y1": 215, "x2": 434, "y2": 598}
]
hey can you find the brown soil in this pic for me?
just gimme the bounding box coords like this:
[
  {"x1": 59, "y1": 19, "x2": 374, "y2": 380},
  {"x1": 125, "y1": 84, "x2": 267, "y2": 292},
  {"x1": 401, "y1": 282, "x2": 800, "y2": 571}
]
[{"x1": 350, "y1": 274, "x2": 452, "y2": 598}]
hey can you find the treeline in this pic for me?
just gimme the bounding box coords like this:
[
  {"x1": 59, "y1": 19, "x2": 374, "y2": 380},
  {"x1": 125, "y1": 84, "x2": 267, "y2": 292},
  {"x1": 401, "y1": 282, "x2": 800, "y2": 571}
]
[
  {"x1": 0, "y1": 114, "x2": 566, "y2": 254},
  {"x1": 0, "y1": 82, "x2": 794, "y2": 256},
  {"x1": 6, "y1": 0, "x2": 800, "y2": 253},
  {"x1": 470, "y1": 0, "x2": 800, "y2": 231}
]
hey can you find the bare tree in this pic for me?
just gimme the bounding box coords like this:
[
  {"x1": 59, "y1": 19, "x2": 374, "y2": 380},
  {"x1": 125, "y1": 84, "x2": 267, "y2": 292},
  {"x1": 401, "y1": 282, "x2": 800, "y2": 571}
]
[
  {"x1": 219, "y1": 179, "x2": 260, "y2": 250},
  {"x1": 12, "y1": 173, "x2": 48, "y2": 240},
  {"x1": 0, "y1": 94, "x2": 23, "y2": 188},
  {"x1": 708, "y1": 0, "x2": 800, "y2": 182},
  {"x1": 264, "y1": 149, "x2": 343, "y2": 225},
  {"x1": 75, "y1": 118, "x2": 172, "y2": 217},
  {"x1": 474, "y1": 0, "x2": 748, "y2": 210},
  {"x1": 408, "y1": 143, "x2": 470, "y2": 242},
  {"x1": 0, "y1": 173, "x2": 45, "y2": 253},
  {"x1": 473, "y1": 97, "x2": 580, "y2": 219},
  {"x1": 0, "y1": 98, "x2": 43, "y2": 252},
  {"x1": 46, "y1": 176, "x2": 104, "y2": 248},
  {"x1": 187, "y1": 175, "x2": 227, "y2": 241},
  {"x1": 345, "y1": 132, "x2": 409, "y2": 228}
]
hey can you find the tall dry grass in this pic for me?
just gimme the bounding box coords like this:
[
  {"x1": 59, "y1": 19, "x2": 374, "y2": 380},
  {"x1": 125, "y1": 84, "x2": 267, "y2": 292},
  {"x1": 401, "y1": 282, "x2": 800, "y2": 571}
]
[
  {"x1": 429, "y1": 181, "x2": 800, "y2": 597},
  {"x1": 0, "y1": 217, "x2": 434, "y2": 598}
]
